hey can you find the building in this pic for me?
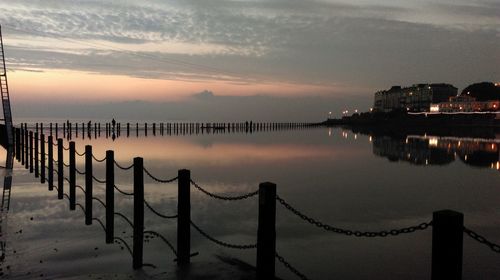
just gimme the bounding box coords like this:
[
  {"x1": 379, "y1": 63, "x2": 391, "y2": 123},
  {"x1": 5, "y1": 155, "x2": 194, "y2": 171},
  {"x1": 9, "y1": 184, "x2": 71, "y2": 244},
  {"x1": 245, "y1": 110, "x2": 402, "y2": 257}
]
[
  {"x1": 436, "y1": 95, "x2": 499, "y2": 112},
  {"x1": 373, "y1": 83, "x2": 457, "y2": 112}
]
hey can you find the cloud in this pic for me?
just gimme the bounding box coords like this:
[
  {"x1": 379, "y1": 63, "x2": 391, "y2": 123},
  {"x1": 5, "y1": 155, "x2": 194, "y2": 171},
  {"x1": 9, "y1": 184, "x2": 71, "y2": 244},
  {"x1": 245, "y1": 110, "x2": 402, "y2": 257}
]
[{"x1": 0, "y1": 0, "x2": 498, "y2": 101}]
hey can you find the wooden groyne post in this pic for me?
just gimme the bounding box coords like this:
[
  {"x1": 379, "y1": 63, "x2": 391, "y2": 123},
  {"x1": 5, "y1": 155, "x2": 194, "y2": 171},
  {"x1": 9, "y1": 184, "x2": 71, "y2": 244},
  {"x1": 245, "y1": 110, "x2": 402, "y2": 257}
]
[
  {"x1": 41, "y1": 133, "x2": 45, "y2": 183},
  {"x1": 57, "y1": 138, "x2": 64, "y2": 199},
  {"x1": 133, "y1": 157, "x2": 144, "y2": 269},
  {"x1": 85, "y1": 145, "x2": 93, "y2": 225},
  {"x1": 177, "y1": 169, "x2": 191, "y2": 265},
  {"x1": 48, "y1": 135, "x2": 54, "y2": 191},
  {"x1": 29, "y1": 131, "x2": 33, "y2": 173},
  {"x1": 69, "y1": 141, "x2": 76, "y2": 210},
  {"x1": 106, "y1": 150, "x2": 114, "y2": 244},
  {"x1": 432, "y1": 210, "x2": 463, "y2": 280},
  {"x1": 256, "y1": 182, "x2": 276, "y2": 279}
]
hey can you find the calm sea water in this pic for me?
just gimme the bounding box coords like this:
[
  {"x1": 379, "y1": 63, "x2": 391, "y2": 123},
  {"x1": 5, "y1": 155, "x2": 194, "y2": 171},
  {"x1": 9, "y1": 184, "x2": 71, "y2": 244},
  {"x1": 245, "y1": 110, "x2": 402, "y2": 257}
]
[{"x1": 1, "y1": 125, "x2": 499, "y2": 279}]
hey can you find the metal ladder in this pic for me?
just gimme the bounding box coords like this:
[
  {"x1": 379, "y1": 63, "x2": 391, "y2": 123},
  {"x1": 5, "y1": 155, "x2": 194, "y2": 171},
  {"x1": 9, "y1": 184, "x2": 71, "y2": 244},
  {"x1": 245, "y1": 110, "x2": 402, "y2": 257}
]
[
  {"x1": 0, "y1": 25, "x2": 13, "y2": 212},
  {"x1": 0, "y1": 25, "x2": 13, "y2": 148}
]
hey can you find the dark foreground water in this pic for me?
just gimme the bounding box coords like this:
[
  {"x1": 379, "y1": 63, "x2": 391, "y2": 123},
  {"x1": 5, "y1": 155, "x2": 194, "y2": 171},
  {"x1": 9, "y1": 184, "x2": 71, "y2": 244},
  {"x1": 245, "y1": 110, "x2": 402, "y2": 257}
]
[{"x1": 1, "y1": 125, "x2": 499, "y2": 279}]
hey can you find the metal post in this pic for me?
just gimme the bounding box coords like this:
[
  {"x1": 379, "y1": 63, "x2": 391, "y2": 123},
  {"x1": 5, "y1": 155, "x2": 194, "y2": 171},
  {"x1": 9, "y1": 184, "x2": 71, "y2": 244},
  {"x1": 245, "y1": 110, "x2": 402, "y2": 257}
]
[
  {"x1": 106, "y1": 150, "x2": 114, "y2": 244},
  {"x1": 21, "y1": 126, "x2": 24, "y2": 164},
  {"x1": 69, "y1": 141, "x2": 76, "y2": 210},
  {"x1": 57, "y1": 138, "x2": 63, "y2": 199},
  {"x1": 15, "y1": 128, "x2": 20, "y2": 161},
  {"x1": 133, "y1": 157, "x2": 144, "y2": 269},
  {"x1": 85, "y1": 145, "x2": 92, "y2": 225},
  {"x1": 34, "y1": 132, "x2": 39, "y2": 177},
  {"x1": 29, "y1": 131, "x2": 33, "y2": 173},
  {"x1": 432, "y1": 210, "x2": 463, "y2": 280},
  {"x1": 256, "y1": 182, "x2": 277, "y2": 279},
  {"x1": 48, "y1": 135, "x2": 54, "y2": 190},
  {"x1": 41, "y1": 133, "x2": 45, "y2": 183},
  {"x1": 177, "y1": 169, "x2": 191, "y2": 265},
  {"x1": 25, "y1": 124, "x2": 28, "y2": 169}
]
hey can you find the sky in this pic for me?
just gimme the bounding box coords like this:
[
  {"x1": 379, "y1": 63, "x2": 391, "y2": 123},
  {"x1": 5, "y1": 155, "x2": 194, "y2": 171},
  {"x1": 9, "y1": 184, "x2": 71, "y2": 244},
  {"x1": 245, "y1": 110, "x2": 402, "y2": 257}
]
[{"x1": 0, "y1": 0, "x2": 499, "y2": 121}]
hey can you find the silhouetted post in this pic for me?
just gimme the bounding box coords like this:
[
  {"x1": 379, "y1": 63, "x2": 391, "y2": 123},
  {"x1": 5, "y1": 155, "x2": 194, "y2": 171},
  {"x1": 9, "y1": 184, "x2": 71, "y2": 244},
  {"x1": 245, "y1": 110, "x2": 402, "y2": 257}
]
[
  {"x1": 256, "y1": 182, "x2": 276, "y2": 279},
  {"x1": 136, "y1": 123, "x2": 139, "y2": 137},
  {"x1": 69, "y1": 141, "x2": 76, "y2": 210},
  {"x1": 34, "y1": 132, "x2": 39, "y2": 177},
  {"x1": 153, "y1": 123, "x2": 156, "y2": 135},
  {"x1": 127, "y1": 123, "x2": 130, "y2": 136},
  {"x1": 29, "y1": 131, "x2": 33, "y2": 173},
  {"x1": 133, "y1": 157, "x2": 144, "y2": 269},
  {"x1": 75, "y1": 123, "x2": 78, "y2": 138},
  {"x1": 63, "y1": 123, "x2": 66, "y2": 136},
  {"x1": 177, "y1": 169, "x2": 191, "y2": 266},
  {"x1": 145, "y1": 123, "x2": 148, "y2": 136},
  {"x1": 36, "y1": 123, "x2": 38, "y2": 133},
  {"x1": 48, "y1": 135, "x2": 54, "y2": 191},
  {"x1": 16, "y1": 128, "x2": 20, "y2": 161},
  {"x1": 55, "y1": 123, "x2": 58, "y2": 138},
  {"x1": 57, "y1": 138, "x2": 64, "y2": 199},
  {"x1": 432, "y1": 210, "x2": 463, "y2": 280},
  {"x1": 85, "y1": 145, "x2": 93, "y2": 225},
  {"x1": 41, "y1": 133, "x2": 45, "y2": 183},
  {"x1": 21, "y1": 127, "x2": 25, "y2": 164},
  {"x1": 50, "y1": 123, "x2": 52, "y2": 136},
  {"x1": 106, "y1": 150, "x2": 114, "y2": 244}
]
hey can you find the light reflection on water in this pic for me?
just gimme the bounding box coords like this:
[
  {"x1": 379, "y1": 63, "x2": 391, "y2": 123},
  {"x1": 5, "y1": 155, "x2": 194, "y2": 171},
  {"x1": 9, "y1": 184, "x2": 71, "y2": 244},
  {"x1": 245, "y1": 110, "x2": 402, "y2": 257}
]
[{"x1": 1, "y1": 127, "x2": 500, "y2": 279}]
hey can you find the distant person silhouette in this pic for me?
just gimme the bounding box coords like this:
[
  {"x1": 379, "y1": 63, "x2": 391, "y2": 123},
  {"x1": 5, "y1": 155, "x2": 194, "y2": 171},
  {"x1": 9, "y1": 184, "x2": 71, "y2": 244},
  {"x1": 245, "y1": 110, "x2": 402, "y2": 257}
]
[{"x1": 112, "y1": 118, "x2": 116, "y2": 130}]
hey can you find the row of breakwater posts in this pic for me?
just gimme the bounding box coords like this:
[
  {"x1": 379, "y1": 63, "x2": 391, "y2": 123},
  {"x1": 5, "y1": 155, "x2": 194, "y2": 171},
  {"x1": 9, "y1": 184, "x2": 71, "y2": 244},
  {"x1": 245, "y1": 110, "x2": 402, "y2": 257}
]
[
  {"x1": 6, "y1": 124, "x2": 500, "y2": 280},
  {"x1": 23, "y1": 121, "x2": 322, "y2": 140}
]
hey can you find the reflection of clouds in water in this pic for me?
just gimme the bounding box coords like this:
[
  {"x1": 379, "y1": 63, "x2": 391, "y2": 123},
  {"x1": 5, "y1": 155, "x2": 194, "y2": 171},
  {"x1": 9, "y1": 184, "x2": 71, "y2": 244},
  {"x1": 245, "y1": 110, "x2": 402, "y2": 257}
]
[{"x1": 4, "y1": 127, "x2": 500, "y2": 279}]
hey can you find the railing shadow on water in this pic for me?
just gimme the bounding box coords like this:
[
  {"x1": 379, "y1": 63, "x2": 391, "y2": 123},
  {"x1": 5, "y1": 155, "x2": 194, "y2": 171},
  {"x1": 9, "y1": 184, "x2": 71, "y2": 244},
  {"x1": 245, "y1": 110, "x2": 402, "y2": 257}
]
[{"x1": 5, "y1": 124, "x2": 500, "y2": 280}]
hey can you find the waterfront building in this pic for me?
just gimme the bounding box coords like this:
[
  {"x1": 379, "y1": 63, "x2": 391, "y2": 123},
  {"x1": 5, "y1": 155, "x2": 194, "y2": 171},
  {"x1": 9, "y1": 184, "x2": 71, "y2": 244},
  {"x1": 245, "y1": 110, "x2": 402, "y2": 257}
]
[{"x1": 373, "y1": 83, "x2": 457, "y2": 112}]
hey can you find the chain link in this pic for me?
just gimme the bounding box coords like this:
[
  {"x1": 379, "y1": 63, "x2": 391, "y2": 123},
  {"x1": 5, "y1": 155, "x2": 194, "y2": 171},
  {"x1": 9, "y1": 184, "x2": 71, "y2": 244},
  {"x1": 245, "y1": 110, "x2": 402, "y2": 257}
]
[
  {"x1": 75, "y1": 168, "x2": 85, "y2": 175},
  {"x1": 190, "y1": 220, "x2": 257, "y2": 249},
  {"x1": 144, "y1": 230, "x2": 178, "y2": 256},
  {"x1": 464, "y1": 227, "x2": 500, "y2": 254},
  {"x1": 92, "y1": 155, "x2": 106, "y2": 162},
  {"x1": 92, "y1": 175, "x2": 106, "y2": 184},
  {"x1": 275, "y1": 252, "x2": 309, "y2": 280},
  {"x1": 276, "y1": 195, "x2": 432, "y2": 237},
  {"x1": 114, "y1": 184, "x2": 134, "y2": 196},
  {"x1": 144, "y1": 199, "x2": 178, "y2": 219},
  {"x1": 190, "y1": 180, "x2": 259, "y2": 201},
  {"x1": 143, "y1": 167, "x2": 178, "y2": 183},
  {"x1": 114, "y1": 160, "x2": 134, "y2": 171}
]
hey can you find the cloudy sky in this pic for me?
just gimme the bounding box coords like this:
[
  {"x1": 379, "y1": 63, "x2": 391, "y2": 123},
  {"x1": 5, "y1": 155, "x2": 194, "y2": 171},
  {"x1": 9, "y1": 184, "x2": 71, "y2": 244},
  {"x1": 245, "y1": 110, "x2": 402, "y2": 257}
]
[{"x1": 1, "y1": 0, "x2": 499, "y2": 121}]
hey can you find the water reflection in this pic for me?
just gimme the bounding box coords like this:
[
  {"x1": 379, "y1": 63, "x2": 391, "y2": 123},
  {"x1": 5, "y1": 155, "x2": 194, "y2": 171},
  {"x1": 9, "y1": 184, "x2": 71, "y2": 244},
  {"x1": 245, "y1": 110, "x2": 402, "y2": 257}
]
[{"x1": 372, "y1": 134, "x2": 500, "y2": 169}]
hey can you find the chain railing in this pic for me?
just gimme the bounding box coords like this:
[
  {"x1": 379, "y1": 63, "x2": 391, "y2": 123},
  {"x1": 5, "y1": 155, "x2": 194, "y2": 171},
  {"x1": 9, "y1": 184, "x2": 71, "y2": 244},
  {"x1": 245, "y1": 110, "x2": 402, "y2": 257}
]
[
  {"x1": 76, "y1": 150, "x2": 86, "y2": 157},
  {"x1": 143, "y1": 167, "x2": 178, "y2": 183},
  {"x1": 92, "y1": 175, "x2": 106, "y2": 184},
  {"x1": 92, "y1": 197, "x2": 107, "y2": 208},
  {"x1": 114, "y1": 184, "x2": 134, "y2": 196},
  {"x1": 114, "y1": 237, "x2": 133, "y2": 257},
  {"x1": 144, "y1": 230, "x2": 177, "y2": 256},
  {"x1": 190, "y1": 179, "x2": 259, "y2": 201},
  {"x1": 464, "y1": 227, "x2": 500, "y2": 254},
  {"x1": 75, "y1": 167, "x2": 85, "y2": 175},
  {"x1": 277, "y1": 195, "x2": 432, "y2": 237},
  {"x1": 114, "y1": 160, "x2": 134, "y2": 171},
  {"x1": 144, "y1": 200, "x2": 178, "y2": 219},
  {"x1": 92, "y1": 155, "x2": 106, "y2": 163},
  {"x1": 190, "y1": 220, "x2": 257, "y2": 249},
  {"x1": 114, "y1": 212, "x2": 134, "y2": 229},
  {"x1": 76, "y1": 185, "x2": 86, "y2": 194},
  {"x1": 275, "y1": 252, "x2": 309, "y2": 280}
]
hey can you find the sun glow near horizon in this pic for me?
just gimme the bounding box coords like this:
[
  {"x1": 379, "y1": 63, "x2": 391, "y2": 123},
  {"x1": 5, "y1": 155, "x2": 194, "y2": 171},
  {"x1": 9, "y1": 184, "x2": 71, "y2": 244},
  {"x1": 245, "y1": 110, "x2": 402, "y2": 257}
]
[{"x1": 9, "y1": 68, "x2": 342, "y2": 103}]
